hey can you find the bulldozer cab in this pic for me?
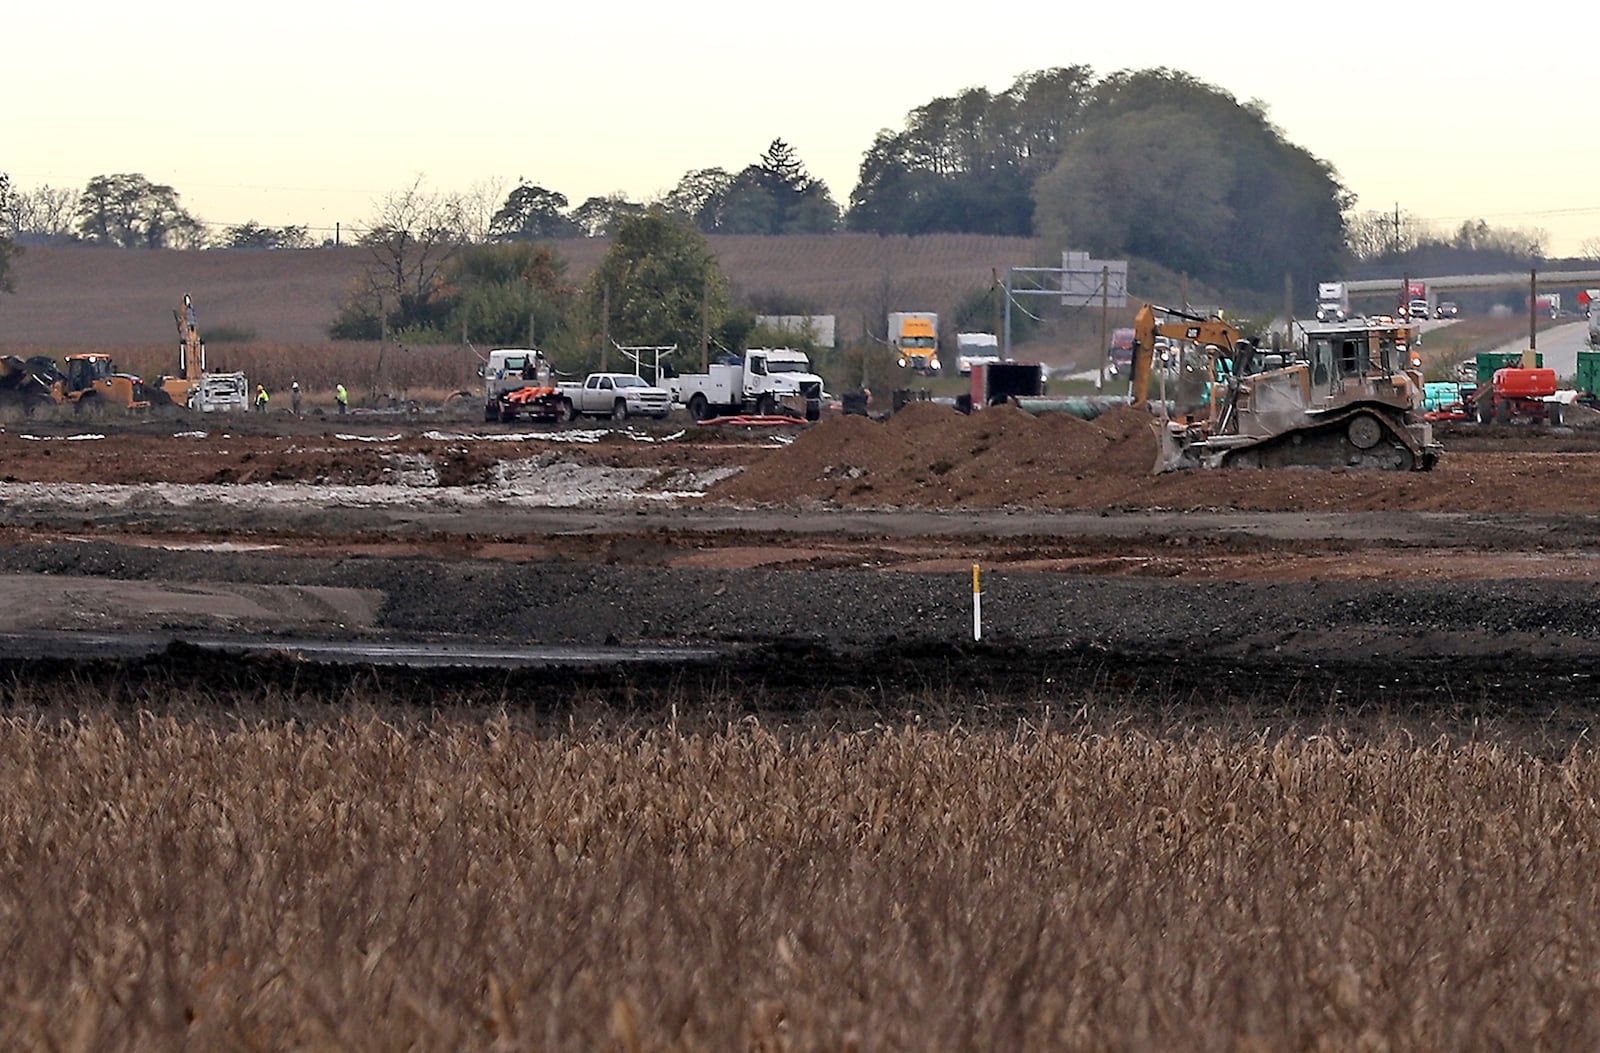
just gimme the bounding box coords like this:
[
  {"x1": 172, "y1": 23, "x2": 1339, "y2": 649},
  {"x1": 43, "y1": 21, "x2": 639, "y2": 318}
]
[
  {"x1": 65, "y1": 354, "x2": 115, "y2": 393},
  {"x1": 1306, "y1": 330, "x2": 1391, "y2": 386}
]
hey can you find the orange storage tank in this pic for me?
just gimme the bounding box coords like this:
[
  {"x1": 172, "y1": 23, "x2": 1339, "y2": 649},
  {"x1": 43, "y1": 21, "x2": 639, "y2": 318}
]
[{"x1": 1492, "y1": 367, "x2": 1557, "y2": 399}]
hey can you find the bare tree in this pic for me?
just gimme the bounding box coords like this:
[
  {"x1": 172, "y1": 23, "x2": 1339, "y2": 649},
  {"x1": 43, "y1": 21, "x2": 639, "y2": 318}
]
[
  {"x1": 1344, "y1": 208, "x2": 1427, "y2": 262},
  {"x1": 458, "y1": 176, "x2": 509, "y2": 244},
  {"x1": 0, "y1": 173, "x2": 17, "y2": 295},
  {"x1": 9, "y1": 184, "x2": 79, "y2": 244},
  {"x1": 354, "y1": 177, "x2": 468, "y2": 334}
]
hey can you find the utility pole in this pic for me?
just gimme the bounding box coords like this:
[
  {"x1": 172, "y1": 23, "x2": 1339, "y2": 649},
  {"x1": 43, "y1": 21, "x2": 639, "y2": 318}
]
[
  {"x1": 600, "y1": 283, "x2": 610, "y2": 371},
  {"x1": 1284, "y1": 271, "x2": 1294, "y2": 342},
  {"x1": 1528, "y1": 269, "x2": 1538, "y2": 365},
  {"x1": 990, "y1": 269, "x2": 1002, "y2": 359},
  {"x1": 700, "y1": 278, "x2": 710, "y2": 373},
  {"x1": 1098, "y1": 265, "x2": 1110, "y2": 391}
]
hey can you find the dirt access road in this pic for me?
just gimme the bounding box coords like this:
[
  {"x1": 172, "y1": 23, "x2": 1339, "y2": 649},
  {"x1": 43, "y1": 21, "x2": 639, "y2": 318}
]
[{"x1": 2, "y1": 401, "x2": 1599, "y2": 712}]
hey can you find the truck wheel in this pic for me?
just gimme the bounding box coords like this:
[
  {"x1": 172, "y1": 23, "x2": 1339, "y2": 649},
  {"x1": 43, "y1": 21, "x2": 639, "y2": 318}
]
[
  {"x1": 557, "y1": 399, "x2": 577, "y2": 424},
  {"x1": 484, "y1": 402, "x2": 498, "y2": 422},
  {"x1": 75, "y1": 393, "x2": 106, "y2": 419},
  {"x1": 1549, "y1": 403, "x2": 1564, "y2": 426},
  {"x1": 688, "y1": 394, "x2": 709, "y2": 421},
  {"x1": 1494, "y1": 401, "x2": 1511, "y2": 425},
  {"x1": 756, "y1": 394, "x2": 775, "y2": 417},
  {"x1": 611, "y1": 399, "x2": 628, "y2": 422},
  {"x1": 806, "y1": 398, "x2": 822, "y2": 422}
]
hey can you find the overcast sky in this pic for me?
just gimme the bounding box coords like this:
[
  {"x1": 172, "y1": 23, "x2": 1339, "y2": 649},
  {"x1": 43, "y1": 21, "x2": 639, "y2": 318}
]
[{"x1": 10, "y1": 1, "x2": 1594, "y2": 255}]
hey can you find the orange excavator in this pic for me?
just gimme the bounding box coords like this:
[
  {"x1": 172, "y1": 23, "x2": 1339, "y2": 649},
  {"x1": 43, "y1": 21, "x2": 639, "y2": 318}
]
[
  {"x1": 1128, "y1": 303, "x2": 1439, "y2": 472},
  {"x1": 153, "y1": 294, "x2": 249, "y2": 411},
  {"x1": 154, "y1": 293, "x2": 207, "y2": 406}
]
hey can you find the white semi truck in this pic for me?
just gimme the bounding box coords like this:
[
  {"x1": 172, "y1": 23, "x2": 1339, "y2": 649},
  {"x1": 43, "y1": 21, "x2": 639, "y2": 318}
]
[
  {"x1": 669, "y1": 348, "x2": 824, "y2": 421},
  {"x1": 1315, "y1": 282, "x2": 1349, "y2": 322}
]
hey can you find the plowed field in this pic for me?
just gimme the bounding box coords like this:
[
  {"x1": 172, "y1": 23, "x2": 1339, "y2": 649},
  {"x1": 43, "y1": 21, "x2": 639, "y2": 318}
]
[{"x1": 1, "y1": 403, "x2": 1598, "y2": 712}]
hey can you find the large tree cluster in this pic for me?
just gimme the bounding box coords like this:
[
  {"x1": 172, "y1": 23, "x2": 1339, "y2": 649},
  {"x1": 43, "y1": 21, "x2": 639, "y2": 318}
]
[
  {"x1": 74, "y1": 173, "x2": 204, "y2": 249},
  {"x1": 487, "y1": 140, "x2": 841, "y2": 241},
  {"x1": 849, "y1": 67, "x2": 1351, "y2": 295},
  {"x1": 848, "y1": 67, "x2": 1094, "y2": 238}
]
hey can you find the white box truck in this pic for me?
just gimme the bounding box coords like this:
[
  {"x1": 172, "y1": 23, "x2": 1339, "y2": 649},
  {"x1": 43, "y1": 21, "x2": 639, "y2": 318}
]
[{"x1": 955, "y1": 333, "x2": 1000, "y2": 375}]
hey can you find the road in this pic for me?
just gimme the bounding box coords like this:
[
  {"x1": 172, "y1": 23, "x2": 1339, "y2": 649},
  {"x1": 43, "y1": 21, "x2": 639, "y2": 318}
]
[{"x1": 1487, "y1": 320, "x2": 1589, "y2": 379}]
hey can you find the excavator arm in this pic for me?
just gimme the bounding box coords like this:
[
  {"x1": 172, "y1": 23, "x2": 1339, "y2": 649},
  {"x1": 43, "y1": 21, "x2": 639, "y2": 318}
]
[
  {"x1": 1129, "y1": 304, "x2": 1158, "y2": 408},
  {"x1": 1128, "y1": 304, "x2": 1244, "y2": 408},
  {"x1": 173, "y1": 293, "x2": 206, "y2": 379}
]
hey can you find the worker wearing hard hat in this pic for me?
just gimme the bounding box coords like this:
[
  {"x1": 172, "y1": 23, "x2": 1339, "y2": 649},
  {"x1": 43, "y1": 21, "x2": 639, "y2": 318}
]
[{"x1": 254, "y1": 384, "x2": 269, "y2": 412}]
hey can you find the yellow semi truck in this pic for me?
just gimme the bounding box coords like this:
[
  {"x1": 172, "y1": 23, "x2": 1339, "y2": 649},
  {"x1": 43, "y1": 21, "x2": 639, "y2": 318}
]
[{"x1": 890, "y1": 312, "x2": 941, "y2": 375}]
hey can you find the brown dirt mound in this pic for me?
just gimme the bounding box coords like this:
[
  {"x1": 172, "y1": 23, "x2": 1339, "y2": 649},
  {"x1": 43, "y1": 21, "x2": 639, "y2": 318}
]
[{"x1": 709, "y1": 403, "x2": 1164, "y2": 507}]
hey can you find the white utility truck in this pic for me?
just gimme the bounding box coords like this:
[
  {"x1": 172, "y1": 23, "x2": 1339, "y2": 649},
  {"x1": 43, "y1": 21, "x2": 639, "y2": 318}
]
[{"x1": 669, "y1": 348, "x2": 824, "y2": 421}]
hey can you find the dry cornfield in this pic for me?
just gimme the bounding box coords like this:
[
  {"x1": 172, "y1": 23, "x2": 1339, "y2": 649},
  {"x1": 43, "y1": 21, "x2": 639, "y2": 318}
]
[
  {"x1": 2, "y1": 237, "x2": 1041, "y2": 350},
  {"x1": 3, "y1": 696, "x2": 1599, "y2": 1051}
]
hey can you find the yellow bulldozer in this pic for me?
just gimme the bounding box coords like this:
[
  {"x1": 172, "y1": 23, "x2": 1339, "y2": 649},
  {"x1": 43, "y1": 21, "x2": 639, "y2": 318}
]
[
  {"x1": 0, "y1": 352, "x2": 150, "y2": 417},
  {"x1": 1129, "y1": 304, "x2": 1439, "y2": 472},
  {"x1": 56, "y1": 353, "x2": 152, "y2": 414}
]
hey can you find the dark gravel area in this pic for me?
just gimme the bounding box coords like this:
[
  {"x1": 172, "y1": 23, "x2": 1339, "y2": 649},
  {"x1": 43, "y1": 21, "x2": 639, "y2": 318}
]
[{"x1": 3, "y1": 540, "x2": 1599, "y2": 714}]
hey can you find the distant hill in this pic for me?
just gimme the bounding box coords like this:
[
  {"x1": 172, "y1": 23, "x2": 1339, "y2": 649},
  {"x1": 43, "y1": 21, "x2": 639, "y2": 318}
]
[{"x1": 1, "y1": 235, "x2": 1043, "y2": 348}]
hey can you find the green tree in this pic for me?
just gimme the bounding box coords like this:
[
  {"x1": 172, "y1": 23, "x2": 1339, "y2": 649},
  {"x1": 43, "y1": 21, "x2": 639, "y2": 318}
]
[
  {"x1": 662, "y1": 144, "x2": 838, "y2": 235},
  {"x1": 1033, "y1": 107, "x2": 1236, "y2": 280},
  {"x1": 443, "y1": 242, "x2": 578, "y2": 348},
  {"x1": 848, "y1": 67, "x2": 1092, "y2": 235},
  {"x1": 0, "y1": 173, "x2": 18, "y2": 296},
  {"x1": 221, "y1": 220, "x2": 308, "y2": 249},
  {"x1": 720, "y1": 139, "x2": 840, "y2": 235},
  {"x1": 570, "y1": 194, "x2": 645, "y2": 237},
  {"x1": 1032, "y1": 69, "x2": 1347, "y2": 295},
  {"x1": 660, "y1": 168, "x2": 737, "y2": 232},
  {"x1": 74, "y1": 173, "x2": 203, "y2": 248},
  {"x1": 489, "y1": 184, "x2": 579, "y2": 241},
  {"x1": 582, "y1": 211, "x2": 732, "y2": 362}
]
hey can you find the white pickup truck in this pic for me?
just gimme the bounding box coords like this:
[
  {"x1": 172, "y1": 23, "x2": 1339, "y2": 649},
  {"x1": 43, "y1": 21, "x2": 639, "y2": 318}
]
[{"x1": 555, "y1": 372, "x2": 672, "y2": 421}]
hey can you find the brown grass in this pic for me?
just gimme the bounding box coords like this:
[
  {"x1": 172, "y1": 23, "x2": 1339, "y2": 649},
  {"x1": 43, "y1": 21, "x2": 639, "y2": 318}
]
[{"x1": 3, "y1": 697, "x2": 1598, "y2": 1050}]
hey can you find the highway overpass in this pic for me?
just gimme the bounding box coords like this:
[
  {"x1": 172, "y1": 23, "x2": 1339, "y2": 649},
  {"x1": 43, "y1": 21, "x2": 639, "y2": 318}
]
[{"x1": 1344, "y1": 270, "x2": 1600, "y2": 295}]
